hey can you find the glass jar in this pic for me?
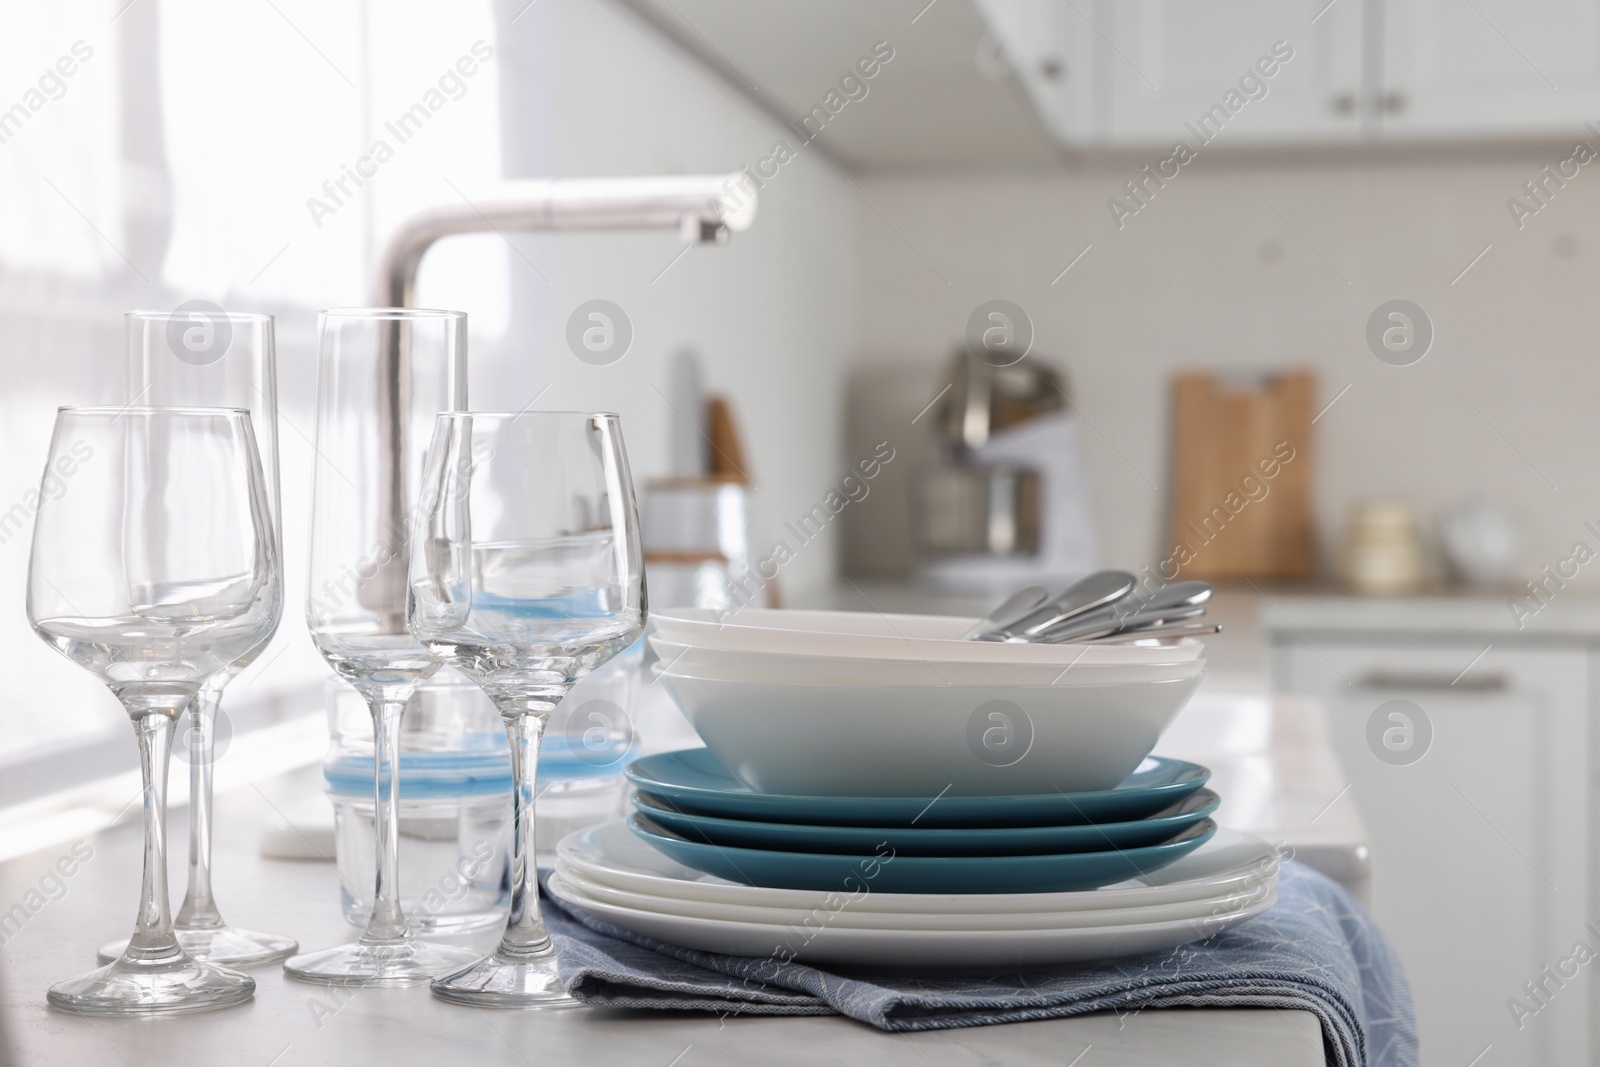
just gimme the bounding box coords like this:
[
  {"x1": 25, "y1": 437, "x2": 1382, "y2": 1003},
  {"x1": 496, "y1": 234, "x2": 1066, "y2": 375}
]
[{"x1": 324, "y1": 655, "x2": 639, "y2": 932}]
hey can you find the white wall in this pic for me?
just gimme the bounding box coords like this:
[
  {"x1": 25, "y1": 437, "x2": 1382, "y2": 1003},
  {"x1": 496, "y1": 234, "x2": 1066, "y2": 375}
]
[
  {"x1": 0, "y1": 0, "x2": 857, "y2": 758},
  {"x1": 844, "y1": 157, "x2": 1600, "y2": 588},
  {"x1": 427, "y1": 0, "x2": 858, "y2": 602}
]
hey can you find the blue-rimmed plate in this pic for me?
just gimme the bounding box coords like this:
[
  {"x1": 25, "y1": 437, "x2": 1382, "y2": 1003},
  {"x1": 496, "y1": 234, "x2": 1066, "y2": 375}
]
[
  {"x1": 626, "y1": 813, "x2": 1218, "y2": 893},
  {"x1": 624, "y1": 748, "x2": 1210, "y2": 828},
  {"x1": 632, "y1": 788, "x2": 1220, "y2": 856}
]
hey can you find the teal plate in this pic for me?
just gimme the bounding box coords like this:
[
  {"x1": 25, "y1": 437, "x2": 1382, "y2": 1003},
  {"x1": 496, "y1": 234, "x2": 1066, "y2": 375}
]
[
  {"x1": 632, "y1": 788, "x2": 1221, "y2": 856},
  {"x1": 627, "y1": 813, "x2": 1218, "y2": 893},
  {"x1": 623, "y1": 748, "x2": 1211, "y2": 828}
]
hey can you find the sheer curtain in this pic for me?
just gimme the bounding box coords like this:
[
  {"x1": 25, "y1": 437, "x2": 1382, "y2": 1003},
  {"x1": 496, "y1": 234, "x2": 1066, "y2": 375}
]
[{"x1": 0, "y1": 0, "x2": 503, "y2": 763}]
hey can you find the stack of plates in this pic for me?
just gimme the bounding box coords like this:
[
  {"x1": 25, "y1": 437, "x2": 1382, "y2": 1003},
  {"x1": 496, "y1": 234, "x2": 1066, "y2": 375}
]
[
  {"x1": 550, "y1": 610, "x2": 1279, "y2": 967},
  {"x1": 548, "y1": 748, "x2": 1279, "y2": 968},
  {"x1": 551, "y1": 820, "x2": 1279, "y2": 968}
]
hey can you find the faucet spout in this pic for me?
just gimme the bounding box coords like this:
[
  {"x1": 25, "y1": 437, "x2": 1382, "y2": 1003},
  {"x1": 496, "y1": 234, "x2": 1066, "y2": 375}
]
[{"x1": 373, "y1": 173, "x2": 758, "y2": 305}]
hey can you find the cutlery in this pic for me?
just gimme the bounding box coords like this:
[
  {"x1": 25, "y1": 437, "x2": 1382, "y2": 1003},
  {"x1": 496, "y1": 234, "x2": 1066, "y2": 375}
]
[
  {"x1": 972, "y1": 574, "x2": 1215, "y2": 644},
  {"x1": 959, "y1": 585, "x2": 1049, "y2": 639},
  {"x1": 1032, "y1": 586, "x2": 1212, "y2": 643},
  {"x1": 1081, "y1": 623, "x2": 1223, "y2": 644},
  {"x1": 1032, "y1": 601, "x2": 1205, "y2": 643},
  {"x1": 976, "y1": 570, "x2": 1136, "y2": 641},
  {"x1": 1119, "y1": 580, "x2": 1214, "y2": 616}
]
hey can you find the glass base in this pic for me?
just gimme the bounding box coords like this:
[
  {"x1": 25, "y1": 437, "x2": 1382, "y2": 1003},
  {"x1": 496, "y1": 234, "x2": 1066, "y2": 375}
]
[
  {"x1": 98, "y1": 926, "x2": 299, "y2": 967},
  {"x1": 48, "y1": 953, "x2": 255, "y2": 1016},
  {"x1": 282, "y1": 939, "x2": 480, "y2": 988},
  {"x1": 430, "y1": 946, "x2": 580, "y2": 1009}
]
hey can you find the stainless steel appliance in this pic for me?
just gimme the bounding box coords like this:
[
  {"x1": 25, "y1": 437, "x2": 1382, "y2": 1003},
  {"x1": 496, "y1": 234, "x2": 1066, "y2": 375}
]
[{"x1": 915, "y1": 350, "x2": 1097, "y2": 591}]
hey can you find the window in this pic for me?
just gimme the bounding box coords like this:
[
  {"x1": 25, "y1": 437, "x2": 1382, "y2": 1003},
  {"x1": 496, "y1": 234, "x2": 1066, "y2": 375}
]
[{"x1": 0, "y1": 0, "x2": 504, "y2": 768}]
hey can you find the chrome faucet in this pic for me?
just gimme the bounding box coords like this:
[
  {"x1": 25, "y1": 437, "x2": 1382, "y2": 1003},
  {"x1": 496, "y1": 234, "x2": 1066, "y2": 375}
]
[
  {"x1": 374, "y1": 173, "x2": 758, "y2": 305},
  {"x1": 365, "y1": 173, "x2": 757, "y2": 603}
]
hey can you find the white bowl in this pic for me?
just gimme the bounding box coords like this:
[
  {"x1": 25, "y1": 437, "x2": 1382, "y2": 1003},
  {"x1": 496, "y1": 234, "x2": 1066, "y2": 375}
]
[
  {"x1": 657, "y1": 670, "x2": 1205, "y2": 797},
  {"x1": 651, "y1": 608, "x2": 1204, "y2": 665},
  {"x1": 649, "y1": 636, "x2": 1205, "y2": 687}
]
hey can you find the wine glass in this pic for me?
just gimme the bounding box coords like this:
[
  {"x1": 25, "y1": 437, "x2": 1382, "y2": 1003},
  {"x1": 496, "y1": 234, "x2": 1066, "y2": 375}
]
[
  {"x1": 93, "y1": 310, "x2": 297, "y2": 967},
  {"x1": 283, "y1": 308, "x2": 479, "y2": 986},
  {"x1": 28, "y1": 407, "x2": 281, "y2": 1014},
  {"x1": 409, "y1": 411, "x2": 645, "y2": 1007}
]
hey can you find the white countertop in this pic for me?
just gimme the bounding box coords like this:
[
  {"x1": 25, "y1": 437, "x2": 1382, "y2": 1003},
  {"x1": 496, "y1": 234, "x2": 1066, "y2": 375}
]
[
  {"x1": 0, "y1": 763, "x2": 1329, "y2": 1067},
  {"x1": 0, "y1": 585, "x2": 1368, "y2": 1065},
  {"x1": 1252, "y1": 588, "x2": 1600, "y2": 641}
]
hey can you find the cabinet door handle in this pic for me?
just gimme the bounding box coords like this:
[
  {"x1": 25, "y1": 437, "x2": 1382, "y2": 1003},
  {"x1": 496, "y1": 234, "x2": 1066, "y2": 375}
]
[
  {"x1": 1331, "y1": 92, "x2": 1356, "y2": 115},
  {"x1": 1359, "y1": 671, "x2": 1508, "y2": 693},
  {"x1": 1382, "y1": 91, "x2": 1406, "y2": 113}
]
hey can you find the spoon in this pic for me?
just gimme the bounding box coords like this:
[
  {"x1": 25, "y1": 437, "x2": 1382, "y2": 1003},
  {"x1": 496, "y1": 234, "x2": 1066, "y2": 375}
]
[
  {"x1": 1037, "y1": 602, "x2": 1207, "y2": 644},
  {"x1": 981, "y1": 570, "x2": 1138, "y2": 641},
  {"x1": 1033, "y1": 580, "x2": 1212, "y2": 643},
  {"x1": 959, "y1": 585, "x2": 1049, "y2": 640},
  {"x1": 1088, "y1": 620, "x2": 1222, "y2": 646},
  {"x1": 1114, "y1": 580, "x2": 1213, "y2": 619},
  {"x1": 1086, "y1": 622, "x2": 1222, "y2": 644}
]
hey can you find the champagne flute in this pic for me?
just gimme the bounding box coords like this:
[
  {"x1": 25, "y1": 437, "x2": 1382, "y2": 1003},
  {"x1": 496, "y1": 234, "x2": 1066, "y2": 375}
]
[
  {"x1": 94, "y1": 310, "x2": 297, "y2": 967},
  {"x1": 409, "y1": 411, "x2": 645, "y2": 1007},
  {"x1": 28, "y1": 407, "x2": 281, "y2": 1014},
  {"x1": 283, "y1": 308, "x2": 479, "y2": 986}
]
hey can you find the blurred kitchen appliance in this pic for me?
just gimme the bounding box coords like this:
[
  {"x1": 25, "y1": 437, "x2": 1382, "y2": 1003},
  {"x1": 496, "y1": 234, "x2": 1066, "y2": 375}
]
[
  {"x1": 914, "y1": 351, "x2": 1097, "y2": 592},
  {"x1": 1165, "y1": 370, "x2": 1315, "y2": 581}
]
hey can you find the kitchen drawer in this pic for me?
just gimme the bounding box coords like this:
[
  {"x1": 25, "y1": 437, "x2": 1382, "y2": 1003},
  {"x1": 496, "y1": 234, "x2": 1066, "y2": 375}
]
[{"x1": 1270, "y1": 639, "x2": 1590, "y2": 1067}]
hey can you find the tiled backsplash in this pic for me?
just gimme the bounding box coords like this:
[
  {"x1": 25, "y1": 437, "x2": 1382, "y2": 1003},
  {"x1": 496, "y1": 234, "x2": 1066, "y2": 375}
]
[{"x1": 841, "y1": 157, "x2": 1600, "y2": 590}]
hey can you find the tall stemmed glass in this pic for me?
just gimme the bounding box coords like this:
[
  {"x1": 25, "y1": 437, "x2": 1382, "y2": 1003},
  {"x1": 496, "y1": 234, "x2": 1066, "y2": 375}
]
[
  {"x1": 28, "y1": 407, "x2": 281, "y2": 1014},
  {"x1": 410, "y1": 412, "x2": 645, "y2": 1007},
  {"x1": 93, "y1": 310, "x2": 297, "y2": 967},
  {"x1": 283, "y1": 308, "x2": 479, "y2": 986}
]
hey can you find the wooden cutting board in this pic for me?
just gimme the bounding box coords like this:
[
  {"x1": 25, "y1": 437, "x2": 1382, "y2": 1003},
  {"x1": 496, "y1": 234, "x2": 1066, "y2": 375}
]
[{"x1": 1164, "y1": 370, "x2": 1315, "y2": 581}]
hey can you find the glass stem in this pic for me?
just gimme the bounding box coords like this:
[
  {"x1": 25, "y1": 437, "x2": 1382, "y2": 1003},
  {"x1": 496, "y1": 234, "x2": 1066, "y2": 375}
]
[
  {"x1": 495, "y1": 691, "x2": 564, "y2": 958},
  {"x1": 361, "y1": 696, "x2": 411, "y2": 945},
  {"x1": 175, "y1": 687, "x2": 225, "y2": 930},
  {"x1": 126, "y1": 711, "x2": 182, "y2": 962}
]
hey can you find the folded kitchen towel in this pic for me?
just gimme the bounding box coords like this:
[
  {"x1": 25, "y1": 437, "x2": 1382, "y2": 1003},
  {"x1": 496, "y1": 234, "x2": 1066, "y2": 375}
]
[{"x1": 541, "y1": 861, "x2": 1416, "y2": 1067}]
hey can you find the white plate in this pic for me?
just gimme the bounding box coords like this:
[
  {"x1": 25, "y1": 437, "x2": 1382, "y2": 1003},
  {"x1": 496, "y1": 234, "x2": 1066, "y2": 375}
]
[
  {"x1": 652, "y1": 608, "x2": 1205, "y2": 665},
  {"x1": 547, "y1": 872, "x2": 1276, "y2": 968},
  {"x1": 658, "y1": 670, "x2": 1204, "y2": 796},
  {"x1": 649, "y1": 637, "x2": 1205, "y2": 687},
  {"x1": 553, "y1": 862, "x2": 1276, "y2": 931},
  {"x1": 557, "y1": 821, "x2": 1279, "y2": 914}
]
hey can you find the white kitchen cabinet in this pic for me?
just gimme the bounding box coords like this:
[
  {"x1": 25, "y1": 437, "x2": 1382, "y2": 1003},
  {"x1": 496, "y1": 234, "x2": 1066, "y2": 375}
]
[
  {"x1": 972, "y1": 0, "x2": 1100, "y2": 145},
  {"x1": 1093, "y1": 0, "x2": 1366, "y2": 147},
  {"x1": 1378, "y1": 0, "x2": 1600, "y2": 140},
  {"x1": 1271, "y1": 634, "x2": 1592, "y2": 1067},
  {"x1": 977, "y1": 0, "x2": 1600, "y2": 149}
]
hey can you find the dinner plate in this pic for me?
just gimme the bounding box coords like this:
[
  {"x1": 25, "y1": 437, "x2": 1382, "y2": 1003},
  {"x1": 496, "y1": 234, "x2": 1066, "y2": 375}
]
[
  {"x1": 627, "y1": 813, "x2": 1217, "y2": 893},
  {"x1": 632, "y1": 788, "x2": 1221, "y2": 856},
  {"x1": 546, "y1": 872, "x2": 1275, "y2": 968},
  {"x1": 559, "y1": 820, "x2": 1279, "y2": 912},
  {"x1": 624, "y1": 748, "x2": 1210, "y2": 828},
  {"x1": 552, "y1": 861, "x2": 1276, "y2": 931}
]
